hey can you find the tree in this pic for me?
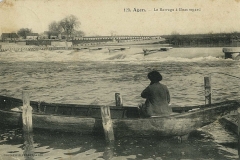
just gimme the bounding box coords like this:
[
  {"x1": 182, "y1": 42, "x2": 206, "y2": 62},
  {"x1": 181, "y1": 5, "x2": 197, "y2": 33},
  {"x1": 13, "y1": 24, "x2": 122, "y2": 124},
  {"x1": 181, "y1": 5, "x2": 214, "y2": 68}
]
[
  {"x1": 48, "y1": 21, "x2": 63, "y2": 39},
  {"x1": 59, "y1": 15, "x2": 80, "y2": 40},
  {"x1": 49, "y1": 21, "x2": 63, "y2": 34},
  {"x1": 17, "y1": 28, "x2": 32, "y2": 39}
]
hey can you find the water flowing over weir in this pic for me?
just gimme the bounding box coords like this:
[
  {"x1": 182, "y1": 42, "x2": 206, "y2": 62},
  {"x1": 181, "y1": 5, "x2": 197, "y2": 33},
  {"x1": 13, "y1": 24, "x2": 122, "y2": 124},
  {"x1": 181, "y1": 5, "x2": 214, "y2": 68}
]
[{"x1": 0, "y1": 47, "x2": 225, "y2": 62}]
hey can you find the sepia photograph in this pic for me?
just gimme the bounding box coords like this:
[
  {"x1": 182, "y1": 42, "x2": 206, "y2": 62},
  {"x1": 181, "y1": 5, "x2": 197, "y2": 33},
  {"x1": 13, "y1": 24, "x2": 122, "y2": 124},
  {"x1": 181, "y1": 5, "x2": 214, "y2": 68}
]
[{"x1": 0, "y1": 0, "x2": 240, "y2": 159}]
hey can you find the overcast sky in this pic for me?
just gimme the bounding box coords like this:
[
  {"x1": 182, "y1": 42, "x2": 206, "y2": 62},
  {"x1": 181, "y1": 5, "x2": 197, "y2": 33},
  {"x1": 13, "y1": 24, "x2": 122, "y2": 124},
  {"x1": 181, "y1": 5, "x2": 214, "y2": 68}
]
[{"x1": 0, "y1": 0, "x2": 240, "y2": 36}]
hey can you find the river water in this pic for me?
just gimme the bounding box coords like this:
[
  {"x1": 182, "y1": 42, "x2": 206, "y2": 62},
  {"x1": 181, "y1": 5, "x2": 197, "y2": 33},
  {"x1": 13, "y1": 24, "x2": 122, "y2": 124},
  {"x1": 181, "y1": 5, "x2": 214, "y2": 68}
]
[{"x1": 0, "y1": 46, "x2": 240, "y2": 159}]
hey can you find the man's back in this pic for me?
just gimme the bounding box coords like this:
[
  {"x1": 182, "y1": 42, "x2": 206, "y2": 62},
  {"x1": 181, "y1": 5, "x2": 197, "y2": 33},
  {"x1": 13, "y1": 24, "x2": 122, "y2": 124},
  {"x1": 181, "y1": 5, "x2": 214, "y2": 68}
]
[{"x1": 141, "y1": 82, "x2": 171, "y2": 116}]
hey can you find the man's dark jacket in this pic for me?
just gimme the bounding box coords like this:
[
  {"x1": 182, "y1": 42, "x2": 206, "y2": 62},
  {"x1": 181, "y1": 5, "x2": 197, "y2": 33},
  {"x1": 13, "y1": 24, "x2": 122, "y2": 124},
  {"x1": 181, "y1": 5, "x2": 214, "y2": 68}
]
[{"x1": 141, "y1": 82, "x2": 171, "y2": 116}]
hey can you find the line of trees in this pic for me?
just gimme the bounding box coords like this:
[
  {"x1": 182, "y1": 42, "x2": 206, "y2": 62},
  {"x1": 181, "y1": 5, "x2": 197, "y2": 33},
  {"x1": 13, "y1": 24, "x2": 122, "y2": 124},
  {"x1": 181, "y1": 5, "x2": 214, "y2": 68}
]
[
  {"x1": 15, "y1": 15, "x2": 85, "y2": 40},
  {"x1": 163, "y1": 32, "x2": 240, "y2": 47}
]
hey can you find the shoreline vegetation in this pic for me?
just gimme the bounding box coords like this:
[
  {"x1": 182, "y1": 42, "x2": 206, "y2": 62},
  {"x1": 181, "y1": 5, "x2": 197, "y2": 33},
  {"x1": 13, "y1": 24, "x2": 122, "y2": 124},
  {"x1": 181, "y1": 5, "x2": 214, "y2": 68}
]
[
  {"x1": 162, "y1": 32, "x2": 240, "y2": 48},
  {"x1": 0, "y1": 32, "x2": 240, "y2": 51}
]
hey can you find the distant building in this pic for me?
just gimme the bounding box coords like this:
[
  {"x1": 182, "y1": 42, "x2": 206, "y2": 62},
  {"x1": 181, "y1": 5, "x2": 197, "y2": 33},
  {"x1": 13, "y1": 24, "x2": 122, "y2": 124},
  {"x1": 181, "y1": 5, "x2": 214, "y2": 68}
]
[
  {"x1": 49, "y1": 32, "x2": 59, "y2": 39},
  {"x1": 41, "y1": 31, "x2": 60, "y2": 39},
  {"x1": 1, "y1": 33, "x2": 19, "y2": 41},
  {"x1": 26, "y1": 33, "x2": 39, "y2": 40}
]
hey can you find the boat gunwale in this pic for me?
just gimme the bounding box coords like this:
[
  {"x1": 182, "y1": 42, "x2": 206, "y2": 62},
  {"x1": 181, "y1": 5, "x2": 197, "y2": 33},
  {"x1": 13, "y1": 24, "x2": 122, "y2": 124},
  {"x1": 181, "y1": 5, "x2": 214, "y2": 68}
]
[
  {"x1": 1, "y1": 99, "x2": 239, "y2": 120},
  {"x1": 1, "y1": 95, "x2": 239, "y2": 119},
  {"x1": 1, "y1": 95, "x2": 238, "y2": 109}
]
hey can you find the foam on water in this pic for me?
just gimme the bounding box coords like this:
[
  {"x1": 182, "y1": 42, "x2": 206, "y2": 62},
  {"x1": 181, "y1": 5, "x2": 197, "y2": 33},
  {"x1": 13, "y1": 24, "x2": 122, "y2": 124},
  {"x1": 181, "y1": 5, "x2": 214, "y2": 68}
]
[{"x1": 0, "y1": 47, "x2": 229, "y2": 63}]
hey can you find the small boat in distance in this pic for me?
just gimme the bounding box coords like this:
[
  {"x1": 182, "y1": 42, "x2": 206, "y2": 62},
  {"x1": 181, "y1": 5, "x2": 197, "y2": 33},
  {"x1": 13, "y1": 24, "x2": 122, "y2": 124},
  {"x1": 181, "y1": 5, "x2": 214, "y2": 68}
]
[
  {"x1": 73, "y1": 47, "x2": 89, "y2": 51},
  {"x1": 108, "y1": 47, "x2": 131, "y2": 52},
  {"x1": 143, "y1": 47, "x2": 173, "y2": 56},
  {"x1": 0, "y1": 95, "x2": 238, "y2": 138},
  {"x1": 222, "y1": 47, "x2": 240, "y2": 60}
]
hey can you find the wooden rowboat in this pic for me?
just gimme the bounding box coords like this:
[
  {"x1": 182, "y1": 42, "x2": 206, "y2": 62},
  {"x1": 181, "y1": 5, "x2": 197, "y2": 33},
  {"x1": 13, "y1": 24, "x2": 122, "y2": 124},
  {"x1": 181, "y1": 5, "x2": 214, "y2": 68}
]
[{"x1": 0, "y1": 95, "x2": 239, "y2": 138}]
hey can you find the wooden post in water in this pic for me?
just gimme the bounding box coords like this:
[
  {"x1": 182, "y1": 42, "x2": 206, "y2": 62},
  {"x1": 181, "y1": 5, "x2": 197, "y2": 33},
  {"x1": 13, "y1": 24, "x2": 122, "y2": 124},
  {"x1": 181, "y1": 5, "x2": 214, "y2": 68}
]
[
  {"x1": 115, "y1": 93, "x2": 123, "y2": 107},
  {"x1": 238, "y1": 108, "x2": 240, "y2": 158},
  {"x1": 101, "y1": 106, "x2": 115, "y2": 142},
  {"x1": 22, "y1": 91, "x2": 33, "y2": 132},
  {"x1": 23, "y1": 132, "x2": 34, "y2": 159},
  {"x1": 204, "y1": 77, "x2": 211, "y2": 105}
]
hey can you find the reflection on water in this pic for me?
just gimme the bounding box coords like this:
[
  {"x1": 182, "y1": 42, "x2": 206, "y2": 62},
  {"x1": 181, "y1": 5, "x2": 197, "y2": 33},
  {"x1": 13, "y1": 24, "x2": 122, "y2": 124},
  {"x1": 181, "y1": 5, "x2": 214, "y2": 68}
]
[
  {"x1": 23, "y1": 132, "x2": 34, "y2": 160},
  {"x1": 0, "y1": 122, "x2": 238, "y2": 160},
  {"x1": 103, "y1": 142, "x2": 114, "y2": 160}
]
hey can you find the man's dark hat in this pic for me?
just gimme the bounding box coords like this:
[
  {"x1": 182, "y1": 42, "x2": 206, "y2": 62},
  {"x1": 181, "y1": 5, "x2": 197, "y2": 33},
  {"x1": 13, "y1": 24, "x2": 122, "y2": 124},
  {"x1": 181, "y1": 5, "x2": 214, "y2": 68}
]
[{"x1": 148, "y1": 71, "x2": 162, "y2": 82}]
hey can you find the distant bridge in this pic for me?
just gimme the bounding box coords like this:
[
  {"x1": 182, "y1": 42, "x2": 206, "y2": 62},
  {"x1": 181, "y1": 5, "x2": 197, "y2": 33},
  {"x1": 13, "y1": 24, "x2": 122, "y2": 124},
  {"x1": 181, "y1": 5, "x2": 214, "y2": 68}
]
[{"x1": 73, "y1": 35, "x2": 162, "y2": 41}]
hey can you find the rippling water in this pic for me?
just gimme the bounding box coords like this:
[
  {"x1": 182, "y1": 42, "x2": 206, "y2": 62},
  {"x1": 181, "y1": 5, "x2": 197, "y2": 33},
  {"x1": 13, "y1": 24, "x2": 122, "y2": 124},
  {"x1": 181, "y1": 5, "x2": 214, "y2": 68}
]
[
  {"x1": 0, "y1": 122, "x2": 238, "y2": 160},
  {"x1": 0, "y1": 46, "x2": 240, "y2": 159}
]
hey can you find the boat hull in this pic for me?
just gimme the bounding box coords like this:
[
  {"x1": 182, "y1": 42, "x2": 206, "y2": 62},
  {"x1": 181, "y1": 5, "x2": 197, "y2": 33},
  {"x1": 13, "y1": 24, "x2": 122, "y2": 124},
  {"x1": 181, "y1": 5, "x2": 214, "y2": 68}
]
[
  {"x1": 113, "y1": 102, "x2": 239, "y2": 137},
  {"x1": 0, "y1": 95, "x2": 239, "y2": 137},
  {"x1": 219, "y1": 114, "x2": 238, "y2": 134},
  {"x1": 0, "y1": 110, "x2": 101, "y2": 134}
]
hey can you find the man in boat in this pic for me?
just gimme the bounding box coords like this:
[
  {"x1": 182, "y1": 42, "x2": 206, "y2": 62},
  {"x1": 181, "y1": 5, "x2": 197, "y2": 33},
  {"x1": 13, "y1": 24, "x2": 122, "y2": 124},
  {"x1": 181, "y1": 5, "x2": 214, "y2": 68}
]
[{"x1": 139, "y1": 70, "x2": 172, "y2": 117}]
